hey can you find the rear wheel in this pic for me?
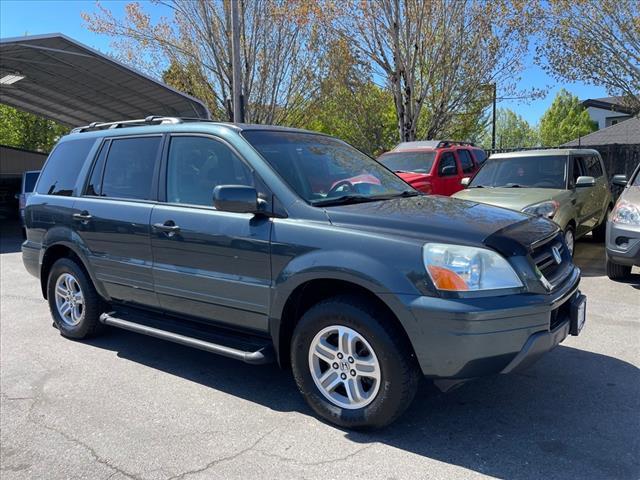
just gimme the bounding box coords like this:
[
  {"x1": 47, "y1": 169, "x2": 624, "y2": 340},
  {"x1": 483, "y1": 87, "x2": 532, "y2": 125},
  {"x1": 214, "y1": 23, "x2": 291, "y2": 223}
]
[
  {"x1": 291, "y1": 295, "x2": 420, "y2": 429},
  {"x1": 47, "y1": 258, "x2": 105, "y2": 339},
  {"x1": 606, "y1": 258, "x2": 631, "y2": 280}
]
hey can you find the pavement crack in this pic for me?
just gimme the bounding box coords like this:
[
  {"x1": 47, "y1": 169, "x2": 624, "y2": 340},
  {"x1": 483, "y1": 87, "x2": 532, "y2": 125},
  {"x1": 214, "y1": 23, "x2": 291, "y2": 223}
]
[
  {"x1": 256, "y1": 444, "x2": 374, "y2": 466},
  {"x1": 166, "y1": 427, "x2": 278, "y2": 480}
]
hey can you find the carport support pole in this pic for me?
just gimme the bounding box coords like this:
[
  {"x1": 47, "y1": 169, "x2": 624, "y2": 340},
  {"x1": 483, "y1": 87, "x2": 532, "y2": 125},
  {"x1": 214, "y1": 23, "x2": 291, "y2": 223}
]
[{"x1": 231, "y1": 0, "x2": 244, "y2": 123}]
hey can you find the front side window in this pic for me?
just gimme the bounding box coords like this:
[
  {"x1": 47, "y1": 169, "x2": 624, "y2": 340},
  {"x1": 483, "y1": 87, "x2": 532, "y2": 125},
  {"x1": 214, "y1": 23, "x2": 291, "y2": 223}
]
[
  {"x1": 166, "y1": 136, "x2": 253, "y2": 207},
  {"x1": 584, "y1": 155, "x2": 603, "y2": 178},
  {"x1": 457, "y1": 150, "x2": 475, "y2": 173},
  {"x1": 469, "y1": 155, "x2": 568, "y2": 189},
  {"x1": 36, "y1": 138, "x2": 95, "y2": 196},
  {"x1": 242, "y1": 130, "x2": 413, "y2": 205},
  {"x1": 101, "y1": 137, "x2": 161, "y2": 200},
  {"x1": 378, "y1": 151, "x2": 436, "y2": 174},
  {"x1": 438, "y1": 153, "x2": 458, "y2": 177}
]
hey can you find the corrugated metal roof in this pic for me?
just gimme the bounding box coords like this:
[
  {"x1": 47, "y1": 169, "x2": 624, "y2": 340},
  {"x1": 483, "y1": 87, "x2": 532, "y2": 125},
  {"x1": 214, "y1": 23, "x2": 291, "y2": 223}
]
[
  {"x1": 0, "y1": 33, "x2": 210, "y2": 126},
  {"x1": 563, "y1": 116, "x2": 640, "y2": 146}
]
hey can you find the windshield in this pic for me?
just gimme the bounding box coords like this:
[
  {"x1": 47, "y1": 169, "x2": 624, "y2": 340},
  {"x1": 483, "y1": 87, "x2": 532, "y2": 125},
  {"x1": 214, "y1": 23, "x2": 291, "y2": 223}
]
[
  {"x1": 24, "y1": 171, "x2": 40, "y2": 193},
  {"x1": 377, "y1": 151, "x2": 436, "y2": 174},
  {"x1": 631, "y1": 166, "x2": 640, "y2": 187},
  {"x1": 469, "y1": 155, "x2": 567, "y2": 189},
  {"x1": 242, "y1": 130, "x2": 416, "y2": 205}
]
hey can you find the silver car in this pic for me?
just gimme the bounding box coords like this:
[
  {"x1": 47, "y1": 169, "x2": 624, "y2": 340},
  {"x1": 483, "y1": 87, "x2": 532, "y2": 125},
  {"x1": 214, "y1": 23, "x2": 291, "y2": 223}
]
[{"x1": 606, "y1": 163, "x2": 640, "y2": 279}]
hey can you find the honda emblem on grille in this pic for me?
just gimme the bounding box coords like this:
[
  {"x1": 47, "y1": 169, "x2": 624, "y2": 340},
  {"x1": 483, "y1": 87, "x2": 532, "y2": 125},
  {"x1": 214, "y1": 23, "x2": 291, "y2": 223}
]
[{"x1": 551, "y1": 246, "x2": 562, "y2": 265}]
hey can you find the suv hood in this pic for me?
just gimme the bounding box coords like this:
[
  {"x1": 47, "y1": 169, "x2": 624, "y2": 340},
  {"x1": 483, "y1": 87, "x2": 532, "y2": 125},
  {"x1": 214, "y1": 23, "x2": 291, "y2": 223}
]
[
  {"x1": 324, "y1": 195, "x2": 558, "y2": 249},
  {"x1": 453, "y1": 187, "x2": 567, "y2": 211}
]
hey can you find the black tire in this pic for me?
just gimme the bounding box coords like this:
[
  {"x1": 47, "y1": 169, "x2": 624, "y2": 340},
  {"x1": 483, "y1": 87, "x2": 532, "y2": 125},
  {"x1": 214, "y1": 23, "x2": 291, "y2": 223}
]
[
  {"x1": 291, "y1": 295, "x2": 421, "y2": 429},
  {"x1": 606, "y1": 258, "x2": 631, "y2": 280},
  {"x1": 47, "y1": 257, "x2": 105, "y2": 339},
  {"x1": 591, "y1": 207, "x2": 610, "y2": 242}
]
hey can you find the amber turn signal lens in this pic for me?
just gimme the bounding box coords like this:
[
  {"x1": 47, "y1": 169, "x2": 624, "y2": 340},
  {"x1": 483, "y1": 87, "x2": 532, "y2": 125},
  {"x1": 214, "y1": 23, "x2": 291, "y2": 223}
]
[{"x1": 427, "y1": 265, "x2": 469, "y2": 291}]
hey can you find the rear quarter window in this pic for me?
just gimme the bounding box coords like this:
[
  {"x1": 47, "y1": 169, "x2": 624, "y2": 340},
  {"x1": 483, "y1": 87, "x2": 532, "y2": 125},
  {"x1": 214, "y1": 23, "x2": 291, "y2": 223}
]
[{"x1": 36, "y1": 138, "x2": 96, "y2": 196}]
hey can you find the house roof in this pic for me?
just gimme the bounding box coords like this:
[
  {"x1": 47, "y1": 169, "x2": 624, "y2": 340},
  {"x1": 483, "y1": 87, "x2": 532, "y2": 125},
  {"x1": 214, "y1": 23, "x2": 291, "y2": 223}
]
[
  {"x1": 563, "y1": 116, "x2": 640, "y2": 146},
  {"x1": 0, "y1": 33, "x2": 210, "y2": 127},
  {"x1": 581, "y1": 96, "x2": 635, "y2": 114}
]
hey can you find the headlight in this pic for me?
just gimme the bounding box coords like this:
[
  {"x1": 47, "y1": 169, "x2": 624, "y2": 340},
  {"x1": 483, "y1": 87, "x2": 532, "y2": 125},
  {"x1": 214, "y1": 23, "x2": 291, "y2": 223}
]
[
  {"x1": 522, "y1": 200, "x2": 559, "y2": 219},
  {"x1": 423, "y1": 243, "x2": 523, "y2": 292},
  {"x1": 611, "y1": 200, "x2": 640, "y2": 225}
]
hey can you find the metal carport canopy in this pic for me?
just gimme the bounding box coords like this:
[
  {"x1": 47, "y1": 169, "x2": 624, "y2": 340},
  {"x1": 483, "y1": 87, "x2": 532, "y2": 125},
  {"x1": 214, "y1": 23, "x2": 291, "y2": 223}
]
[{"x1": 0, "y1": 33, "x2": 210, "y2": 127}]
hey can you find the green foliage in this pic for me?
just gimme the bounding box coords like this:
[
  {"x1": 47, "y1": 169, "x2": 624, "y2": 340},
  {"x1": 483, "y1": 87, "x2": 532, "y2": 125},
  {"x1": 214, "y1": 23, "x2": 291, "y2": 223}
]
[
  {"x1": 539, "y1": 90, "x2": 597, "y2": 146},
  {"x1": 0, "y1": 104, "x2": 69, "y2": 152},
  {"x1": 301, "y1": 40, "x2": 397, "y2": 155},
  {"x1": 481, "y1": 108, "x2": 539, "y2": 149}
]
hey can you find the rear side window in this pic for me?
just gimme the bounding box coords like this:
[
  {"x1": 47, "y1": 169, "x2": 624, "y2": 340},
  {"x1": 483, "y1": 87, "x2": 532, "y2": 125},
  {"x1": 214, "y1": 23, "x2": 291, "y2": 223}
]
[
  {"x1": 100, "y1": 137, "x2": 161, "y2": 200},
  {"x1": 584, "y1": 155, "x2": 603, "y2": 178},
  {"x1": 438, "y1": 152, "x2": 458, "y2": 176},
  {"x1": 36, "y1": 138, "x2": 95, "y2": 196},
  {"x1": 457, "y1": 150, "x2": 475, "y2": 173},
  {"x1": 472, "y1": 149, "x2": 487, "y2": 164}
]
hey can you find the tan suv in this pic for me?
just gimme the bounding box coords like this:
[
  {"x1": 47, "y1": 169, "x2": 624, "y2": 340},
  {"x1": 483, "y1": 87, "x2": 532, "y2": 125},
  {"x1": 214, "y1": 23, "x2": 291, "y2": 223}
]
[{"x1": 454, "y1": 149, "x2": 613, "y2": 255}]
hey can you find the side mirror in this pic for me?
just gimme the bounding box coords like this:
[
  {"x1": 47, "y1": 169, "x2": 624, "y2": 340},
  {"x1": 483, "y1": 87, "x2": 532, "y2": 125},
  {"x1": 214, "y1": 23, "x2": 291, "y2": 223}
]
[
  {"x1": 213, "y1": 185, "x2": 262, "y2": 214},
  {"x1": 575, "y1": 176, "x2": 596, "y2": 188},
  {"x1": 612, "y1": 174, "x2": 628, "y2": 187},
  {"x1": 460, "y1": 177, "x2": 471, "y2": 187},
  {"x1": 441, "y1": 165, "x2": 456, "y2": 176}
]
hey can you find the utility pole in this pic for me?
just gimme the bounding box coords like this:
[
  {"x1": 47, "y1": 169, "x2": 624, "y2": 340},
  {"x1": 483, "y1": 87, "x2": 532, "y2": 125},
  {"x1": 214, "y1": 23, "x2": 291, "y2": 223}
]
[
  {"x1": 491, "y1": 83, "x2": 497, "y2": 150},
  {"x1": 231, "y1": 0, "x2": 244, "y2": 123}
]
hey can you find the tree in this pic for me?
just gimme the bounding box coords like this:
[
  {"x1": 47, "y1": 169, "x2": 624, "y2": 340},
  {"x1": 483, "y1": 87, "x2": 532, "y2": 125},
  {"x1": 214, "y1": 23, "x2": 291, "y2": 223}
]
[
  {"x1": 537, "y1": 0, "x2": 640, "y2": 112},
  {"x1": 303, "y1": 39, "x2": 397, "y2": 155},
  {"x1": 327, "y1": 0, "x2": 541, "y2": 142},
  {"x1": 82, "y1": 0, "x2": 327, "y2": 126},
  {"x1": 539, "y1": 89, "x2": 597, "y2": 146},
  {"x1": 484, "y1": 108, "x2": 538, "y2": 149},
  {"x1": 0, "y1": 105, "x2": 69, "y2": 152}
]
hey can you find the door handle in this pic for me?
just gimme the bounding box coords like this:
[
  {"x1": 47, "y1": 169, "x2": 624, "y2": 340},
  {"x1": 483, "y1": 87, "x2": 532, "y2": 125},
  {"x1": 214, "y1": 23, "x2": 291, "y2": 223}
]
[
  {"x1": 73, "y1": 211, "x2": 92, "y2": 222},
  {"x1": 153, "y1": 221, "x2": 180, "y2": 235}
]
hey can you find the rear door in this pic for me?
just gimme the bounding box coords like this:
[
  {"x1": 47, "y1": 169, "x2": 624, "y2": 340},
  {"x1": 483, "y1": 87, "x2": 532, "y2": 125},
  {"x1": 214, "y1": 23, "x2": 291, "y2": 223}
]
[
  {"x1": 434, "y1": 151, "x2": 461, "y2": 196},
  {"x1": 150, "y1": 134, "x2": 272, "y2": 332},
  {"x1": 73, "y1": 135, "x2": 162, "y2": 307}
]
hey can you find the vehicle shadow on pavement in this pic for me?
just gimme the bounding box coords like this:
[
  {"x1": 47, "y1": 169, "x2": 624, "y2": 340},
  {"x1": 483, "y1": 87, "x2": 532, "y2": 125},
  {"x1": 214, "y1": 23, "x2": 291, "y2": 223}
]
[
  {"x1": 86, "y1": 330, "x2": 640, "y2": 480},
  {"x1": 574, "y1": 237, "x2": 640, "y2": 287}
]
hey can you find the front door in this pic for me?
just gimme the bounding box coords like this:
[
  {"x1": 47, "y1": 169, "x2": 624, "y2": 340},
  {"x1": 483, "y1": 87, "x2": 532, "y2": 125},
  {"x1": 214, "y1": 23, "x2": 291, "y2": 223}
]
[
  {"x1": 150, "y1": 134, "x2": 272, "y2": 332},
  {"x1": 73, "y1": 135, "x2": 163, "y2": 307},
  {"x1": 569, "y1": 156, "x2": 593, "y2": 237},
  {"x1": 435, "y1": 151, "x2": 462, "y2": 196}
]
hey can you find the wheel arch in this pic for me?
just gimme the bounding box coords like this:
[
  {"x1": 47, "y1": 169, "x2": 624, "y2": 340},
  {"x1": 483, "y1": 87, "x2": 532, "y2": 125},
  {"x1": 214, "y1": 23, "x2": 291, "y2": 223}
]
[{"x1": 272, "y1": 278, "x2": 417, "y2": 369}]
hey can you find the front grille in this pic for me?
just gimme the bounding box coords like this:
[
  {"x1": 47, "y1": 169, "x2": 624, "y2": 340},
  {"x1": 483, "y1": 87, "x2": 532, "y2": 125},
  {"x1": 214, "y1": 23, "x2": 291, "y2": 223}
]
[{"x1": 530, "y1": 233, "x2": 571, "y2": 289}]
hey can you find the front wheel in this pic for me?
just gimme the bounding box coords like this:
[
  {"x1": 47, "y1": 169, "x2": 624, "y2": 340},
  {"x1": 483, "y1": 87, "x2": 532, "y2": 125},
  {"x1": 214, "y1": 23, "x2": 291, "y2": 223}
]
[
  {"x1": 291, "y1": 295, "x2": 420, "y2": 429},
  {"x1": 564, "y1": 226, "x2": 575, "y2": 256},
  {"x1": 606, "y1": 258, "x2": 631, "y2": 280}
]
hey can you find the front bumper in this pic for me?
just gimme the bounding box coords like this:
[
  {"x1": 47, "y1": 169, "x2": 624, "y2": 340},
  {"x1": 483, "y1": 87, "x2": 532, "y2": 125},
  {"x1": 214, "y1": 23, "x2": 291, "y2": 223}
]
[
  {"x1": 606, "y1": 221, "x2": 640, "y2": 267},
  {"x1": 390, "y1": 265, "x2": 581, "y2": 379}
]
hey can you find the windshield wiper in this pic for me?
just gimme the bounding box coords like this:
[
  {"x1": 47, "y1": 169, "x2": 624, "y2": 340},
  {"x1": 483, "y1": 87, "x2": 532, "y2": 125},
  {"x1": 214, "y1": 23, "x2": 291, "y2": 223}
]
[
  {"x1": 502, "y1": 183, "x2": 526, "y2": 188},
  {"x1": 312, "y1": 195, "x2": 383, "y2": 207}
]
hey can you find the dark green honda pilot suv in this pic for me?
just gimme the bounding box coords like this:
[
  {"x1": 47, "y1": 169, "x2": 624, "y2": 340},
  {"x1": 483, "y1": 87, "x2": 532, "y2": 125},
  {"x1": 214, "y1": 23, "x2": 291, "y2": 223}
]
[{"x1": 22, "y1": 117, "x2": 586, "y2": 428}]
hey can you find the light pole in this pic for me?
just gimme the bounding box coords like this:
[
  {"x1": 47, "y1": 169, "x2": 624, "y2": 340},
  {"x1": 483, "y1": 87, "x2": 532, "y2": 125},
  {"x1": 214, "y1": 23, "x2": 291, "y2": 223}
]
[
  {"x1": 231, "y1": 0, "x2": 244, "y2": 123},
  {"x1": 491, "y1": 83, "x2": 497, "y2": 150}
]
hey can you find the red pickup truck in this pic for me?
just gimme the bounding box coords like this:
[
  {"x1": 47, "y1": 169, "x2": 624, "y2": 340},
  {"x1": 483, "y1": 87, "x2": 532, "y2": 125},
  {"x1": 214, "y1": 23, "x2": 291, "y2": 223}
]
[{"x1": 377, "y1": 141, "x2": 487, "y2": 196}]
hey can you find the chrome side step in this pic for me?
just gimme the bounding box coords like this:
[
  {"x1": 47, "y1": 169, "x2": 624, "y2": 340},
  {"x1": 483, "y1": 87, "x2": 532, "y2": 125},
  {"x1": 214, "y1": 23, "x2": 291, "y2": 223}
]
[{"x1": 99, "y1": 312, "x2": 274, "y2": 365}]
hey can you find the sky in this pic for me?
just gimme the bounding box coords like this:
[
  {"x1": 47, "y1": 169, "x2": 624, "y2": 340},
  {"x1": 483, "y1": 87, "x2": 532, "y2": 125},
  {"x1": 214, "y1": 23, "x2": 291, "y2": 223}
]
[{"x1": 0, "y1": 0, "x2": 612, "y2": 125}]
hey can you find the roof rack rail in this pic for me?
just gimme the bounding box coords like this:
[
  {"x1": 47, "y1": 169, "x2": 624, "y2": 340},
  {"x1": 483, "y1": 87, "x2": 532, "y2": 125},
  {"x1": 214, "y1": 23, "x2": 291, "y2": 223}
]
[
  {"x1": 71, "y1": 116, "x2": 213, "y2": 133},
  {"x1": 392, "y1": 140, "x2": 476, "y2": 151}
]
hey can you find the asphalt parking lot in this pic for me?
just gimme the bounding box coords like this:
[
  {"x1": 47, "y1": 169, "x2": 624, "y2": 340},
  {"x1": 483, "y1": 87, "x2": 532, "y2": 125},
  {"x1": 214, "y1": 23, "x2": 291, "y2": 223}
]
[{"x1": 1, "y1": 220, "x2": 639, "y2": 480}]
